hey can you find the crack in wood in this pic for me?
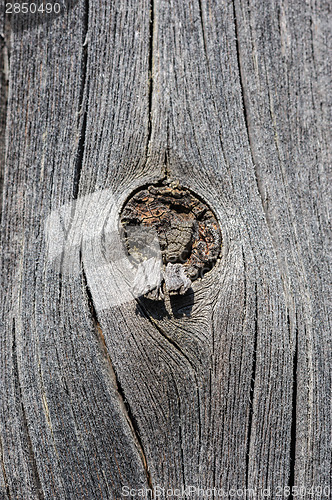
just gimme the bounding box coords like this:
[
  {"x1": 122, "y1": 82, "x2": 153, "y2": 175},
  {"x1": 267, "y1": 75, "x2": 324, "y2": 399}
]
[
  {"x1": 245, "y1": 280, "x2": 258, "y2": 488},
  {"x1": 136, "y1": 295, "x2": 203, "y2": 492},
  {"x1": 173, "y1": 379, "x2": 186, "y2": 490},
  {"x1": 11, "y1": 321, "x2": 44, "y2": 499},
  {"x1": 233, "y1": 4, "x2": 302, "y2": 489},
  {"x1": 80, "y1": 258, "x2": 154, "y2": 496},
  {"x1": 73, "y1": 0, "x2": 89, "y2": 199},
  {"x1": 0, "y1": 15, "x2": 10, "y2": 215},
  {"x1": 145, "y1": 0, "x2": 155, "y2": 173},
  {"x1": 288, "y1": 313, "x2": 298, "y2": 499}
]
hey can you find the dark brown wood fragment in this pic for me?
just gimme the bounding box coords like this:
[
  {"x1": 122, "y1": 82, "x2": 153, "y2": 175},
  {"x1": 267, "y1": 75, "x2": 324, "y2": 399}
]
[{"x1": 120, "y1": 180, "x2": 222, "y2": 297}]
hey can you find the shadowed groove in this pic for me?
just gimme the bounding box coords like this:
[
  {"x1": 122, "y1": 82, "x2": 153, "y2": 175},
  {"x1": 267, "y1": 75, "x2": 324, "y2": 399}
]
[{"x1": 80, "y1": 255, "x2": 154, "y2": 497}]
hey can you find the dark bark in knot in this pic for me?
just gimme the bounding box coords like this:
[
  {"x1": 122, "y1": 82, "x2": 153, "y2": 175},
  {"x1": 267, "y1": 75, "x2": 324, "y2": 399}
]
[{"x1": 120, "y1": 180, "x2": 222, "y2": 299}]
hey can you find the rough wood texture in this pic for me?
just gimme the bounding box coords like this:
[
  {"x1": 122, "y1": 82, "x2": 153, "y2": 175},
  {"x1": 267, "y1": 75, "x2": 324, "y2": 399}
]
[
  {"x1": 0, "y1": 0, "x2": 330, "y2": 498},
  {"x1": 120, "y1": 181, "x2": 221, "y2": 296}
]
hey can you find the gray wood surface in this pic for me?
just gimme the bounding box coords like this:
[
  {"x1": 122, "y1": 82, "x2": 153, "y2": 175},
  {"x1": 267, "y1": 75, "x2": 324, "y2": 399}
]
[{"x1": 0, "y1": 0, "x2": 330, "y2": 498}]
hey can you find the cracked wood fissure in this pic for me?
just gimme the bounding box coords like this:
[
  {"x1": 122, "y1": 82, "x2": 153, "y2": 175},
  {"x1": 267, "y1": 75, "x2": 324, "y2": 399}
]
[
  {"x1": 72, "y1": 0, "x2": 89, "y2": 200},
  {"x1": 80, "y1": 255, "x2": 153, "y2": 492},
  {"x1": 0, "y1": 13, "x2": 10, "y2": 213},
  {"x1": 0, "y1": 0, "x2": 330, "y2": 499}
]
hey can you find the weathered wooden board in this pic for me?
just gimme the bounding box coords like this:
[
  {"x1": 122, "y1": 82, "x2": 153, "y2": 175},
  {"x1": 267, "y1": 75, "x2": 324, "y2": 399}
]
[{"x1": 0, "y1": 0, "x2": 330, "y2": 498}]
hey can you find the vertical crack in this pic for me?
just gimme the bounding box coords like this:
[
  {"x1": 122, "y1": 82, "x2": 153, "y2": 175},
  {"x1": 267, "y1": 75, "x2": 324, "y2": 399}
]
[
  {"x1": 145, "y1": 0, "x2": 155, "y2": 167},
  {"x1": 109, "y1": 365, "x2": 154, "y2": 499},
  {"x1": 232, "y1": 0, "x2": 252, "y2": 157},
  {"x1": 0, "y1": 14, "x2": 11, "y2": 214},
  {"x1": 232, "y1": 0, "x2": 270, "y2": 223},
  {"x1": 232, "y1": 0, "x2": 291, "y2": 266},
  {"x1": 73, "y1": 0, "x2": 89, "y2": 199},
  {"x1": 197, "y1": 0, "x2": 234, "y2": 178},
  {"x1": 288, "y1": 317, "x2": 298, "y2": 499},
  {"x1": 135, "y1": 298, "x2": 204, "y2": 491},
  {"x1": 245, "y1": 281, "x2": 258, "y2": 488},
  {"x1": 163, "y1": 119, "x2": 170, "y2": 180},
  {"x1": 173, "y1": 381, "x2": 186, "y2": 491},
  {"x1": 12, "y1": 321, "x2": 44, "y2": 499},
  {"x1": 80, "y1": 257, "x2": 154, "y2": 497},
  {"x1": 197, "y1": 0, "x2": 208, "y2": 63},
  {"x1": 233, "y1": 6, "x2": 301, "y2": 490}
]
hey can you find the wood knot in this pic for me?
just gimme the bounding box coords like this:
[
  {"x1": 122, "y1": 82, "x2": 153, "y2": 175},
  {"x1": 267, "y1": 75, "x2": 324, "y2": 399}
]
[{"x1": 120, "y1": 180, "x2": 221, "y2": 299}]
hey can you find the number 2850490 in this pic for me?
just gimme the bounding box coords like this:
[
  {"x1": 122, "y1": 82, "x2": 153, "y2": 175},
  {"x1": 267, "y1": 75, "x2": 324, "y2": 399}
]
[{"x1": 6, "y1": 3, "x2": 61, "y2": 14}]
